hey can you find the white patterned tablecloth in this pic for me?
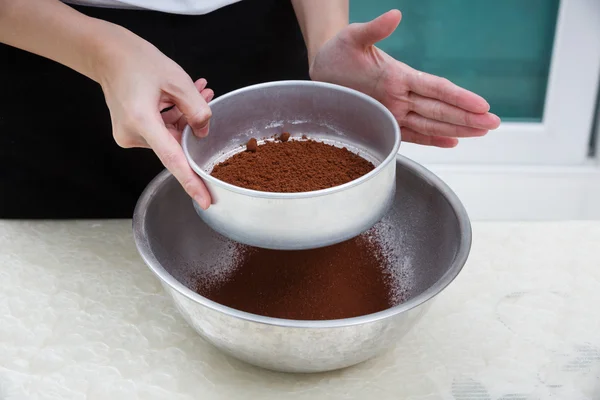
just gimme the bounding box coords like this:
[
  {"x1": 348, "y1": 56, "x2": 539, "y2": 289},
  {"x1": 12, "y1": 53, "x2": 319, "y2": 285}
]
[{"x1": 1, "y1": 221, "x2": 599, "y2": 400}]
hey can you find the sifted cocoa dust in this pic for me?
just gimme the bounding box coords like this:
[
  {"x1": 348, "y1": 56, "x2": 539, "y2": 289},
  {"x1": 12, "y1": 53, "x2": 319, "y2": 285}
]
[
  {"x1": 210, "y1": 137, "x2": 375, "y2": 192},
  {"x1": 194, "y1": 228, "x2": 403, "y2": 320}
]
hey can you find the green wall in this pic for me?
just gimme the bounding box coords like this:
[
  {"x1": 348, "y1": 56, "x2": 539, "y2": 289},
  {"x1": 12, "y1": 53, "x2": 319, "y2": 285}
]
[{"x1": 350, "y1": 0, "x2": 560, "y2": 120}]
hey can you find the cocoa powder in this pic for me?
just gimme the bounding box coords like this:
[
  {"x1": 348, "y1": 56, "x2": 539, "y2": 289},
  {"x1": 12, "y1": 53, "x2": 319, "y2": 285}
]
[
  {"x1": 210, "y1": 137, "x2": 375, "y2": 192},
  {"x1": 194, "y1": 229, "x2": 402, "y2": 320},
  {"x1": 246, "y1": 137, "x2": 258, "y2": 153},
  {"x1": 278, "y1": 132, "x2": 290, "y2": 142},
  {"x1": 197, "y1": 135, "x2": 399, "y2": 320}
]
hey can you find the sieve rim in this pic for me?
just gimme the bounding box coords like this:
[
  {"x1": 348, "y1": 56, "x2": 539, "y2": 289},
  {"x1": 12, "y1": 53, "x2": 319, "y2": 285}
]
[{"x1": 181, "y1": 80, "x2": 402, "y2": 199}]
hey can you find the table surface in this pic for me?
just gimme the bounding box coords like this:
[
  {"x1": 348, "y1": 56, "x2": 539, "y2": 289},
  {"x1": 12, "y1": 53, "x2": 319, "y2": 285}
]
[{"x1": 1, "y1": 220, "x2": 599, "y2": 400}]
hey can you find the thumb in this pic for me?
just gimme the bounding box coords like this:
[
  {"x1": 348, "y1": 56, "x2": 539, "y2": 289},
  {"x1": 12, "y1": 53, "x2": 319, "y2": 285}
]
[
  {"x1": 144, "y1": 119, "x2": 212, "y2": 209},
  {"x1": 170, "y1": 78, "x2": 213, "y2": 138},
  {"x1": 350, "y1": 9, "x2": 401, "y2": 46}
]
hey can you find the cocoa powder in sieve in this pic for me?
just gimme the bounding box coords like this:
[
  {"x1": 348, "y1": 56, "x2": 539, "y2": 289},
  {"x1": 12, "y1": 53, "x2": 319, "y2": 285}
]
[
  {"x1": 194, "y1": 229, "x2": 402, "y2": 320},
  {"x1": 210, "y1": 137, "x2": 375, "y2": 192}
]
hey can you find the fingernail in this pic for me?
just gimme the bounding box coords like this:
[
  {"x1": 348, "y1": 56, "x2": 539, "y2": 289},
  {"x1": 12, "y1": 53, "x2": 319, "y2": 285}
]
[
  {"x1": 195, "y1": 78, "x2": 207, "y2": 88},
  {"x1": 490, "y1": 113, "x2": 501, "y2": 128},
  {"x1": 196, "y1": 123, "x2": 209, "y2": 138},
  {"x1": 195, "y1": 195, "x2": 208, "y2": 210}
]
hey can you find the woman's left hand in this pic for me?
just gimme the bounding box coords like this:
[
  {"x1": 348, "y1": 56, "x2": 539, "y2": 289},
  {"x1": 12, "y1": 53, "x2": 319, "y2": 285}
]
[{"x1": 309, "y1": 10, "x2": 501, "y2": 148}]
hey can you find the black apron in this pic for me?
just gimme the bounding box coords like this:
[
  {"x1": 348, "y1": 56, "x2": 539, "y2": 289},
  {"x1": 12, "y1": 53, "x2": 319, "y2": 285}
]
[{"x1": 0, "y1": 0, "x2": 309, "y2": 218}]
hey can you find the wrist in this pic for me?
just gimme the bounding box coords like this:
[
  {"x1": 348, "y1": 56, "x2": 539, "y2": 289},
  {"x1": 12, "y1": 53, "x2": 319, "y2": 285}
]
[
  {"x1": 85, "y1": 20, "x2": 152, "y2": 87},
  {"x1": 306, "y1": 25, "x2": 344, "y2": 67},
  {"x1": 84, "y1": 20, "x2": 127, "y2": 85},
  {"x1": 291, "y1": 0, "x2": 348, "y2": 69},
  {"x1": 306, "y1": 15, "x2": 348, "y2": 67}
]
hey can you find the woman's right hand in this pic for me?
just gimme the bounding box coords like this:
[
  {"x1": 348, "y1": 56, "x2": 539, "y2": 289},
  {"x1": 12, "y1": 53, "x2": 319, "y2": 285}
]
[{"x1": 93, "y1": 24, "x2": 214, "y2": 209}]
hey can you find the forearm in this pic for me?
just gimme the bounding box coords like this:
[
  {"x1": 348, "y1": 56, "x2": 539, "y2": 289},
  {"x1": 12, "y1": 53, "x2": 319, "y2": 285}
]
[
  {"x1": 0, "y1": 0, "x2": 124, "y2": 83},
  {"x1": 291, "y1": 0, "x2": 348, "y2": 66}
]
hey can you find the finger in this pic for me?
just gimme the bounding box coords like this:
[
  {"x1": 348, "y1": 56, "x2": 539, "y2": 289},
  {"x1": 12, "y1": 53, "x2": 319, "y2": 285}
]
[
  {"x1": 349, "y1": 9, "x2": 401, "y2": 46},
  {"x1": 402, "y1": 112, "x2": 489, "y2": 138},
  {"x1": 400, "y1": 127, "x2": 458, "y2": 148},
  {"x1": 165, "y1": 123, "x2": 183, "y2": 143},
  {"x1": 161, "y1": 106, "x2": 183, "y2": 125},
  {"x1": 408, "y1": 71, "x2": 490, "y2": 114},
  {"x1": 168, "y1": 89, "x2": 215, "y2": 137},
  {"x1": 144, "y1": 120, "x2": 211, "y2": 209},
  {"x1": 409, "y1": 92, "x2": 501, "y2": 129},
  {"x1": 165, "y1": 76, "x2": 212, "y2": 138},
  {"x1": 200, "y1": 88, "x2": 214, "y2": 103},
  {"x1": 194, "y1": 78, "x2": 208, "y2": 92},
  {"x1": 162, "y1": 89, "x2": 214, "y2": 130},
  {"x1": 162, "y1": 84, "x2": 214, "y2": 127}
]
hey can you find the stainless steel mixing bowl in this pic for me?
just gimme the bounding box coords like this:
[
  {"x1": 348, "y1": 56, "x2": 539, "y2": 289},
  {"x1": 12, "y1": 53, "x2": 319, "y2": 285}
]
[
  {"x1": 182, "y1": 80, "x2": 400, "y2": 250},
  {"x1": 133, "y1": 155, "x2": 471, "y2": 373}
]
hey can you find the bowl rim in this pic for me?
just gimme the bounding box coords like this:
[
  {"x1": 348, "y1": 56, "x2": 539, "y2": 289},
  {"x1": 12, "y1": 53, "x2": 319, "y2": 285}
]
[
  {"x1": 181, "y1": 80, "x2": 401, "y2": 199},
  {"x1": 133, "y1": 154, "x2": 472, "y2": 328}
]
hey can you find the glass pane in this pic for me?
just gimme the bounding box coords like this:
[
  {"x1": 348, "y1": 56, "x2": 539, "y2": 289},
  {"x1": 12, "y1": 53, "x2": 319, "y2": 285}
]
[{"x1": 350, "y1": 0, "x2": 560, "y2": 121}]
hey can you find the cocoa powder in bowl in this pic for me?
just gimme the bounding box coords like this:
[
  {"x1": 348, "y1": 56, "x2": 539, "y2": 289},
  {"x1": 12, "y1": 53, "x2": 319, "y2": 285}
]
[
  {"x1": 210, "y1": 136, "x2": 375, "y2": 192},
  {"x1": 194, "y1": 228, "x2": 405, "y2": 320}
]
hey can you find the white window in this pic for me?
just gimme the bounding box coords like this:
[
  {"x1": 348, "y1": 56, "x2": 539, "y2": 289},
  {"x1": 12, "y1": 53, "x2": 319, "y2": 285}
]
[{"x1": 352, "y1": 0, "x2": 600, "y2": 219}]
